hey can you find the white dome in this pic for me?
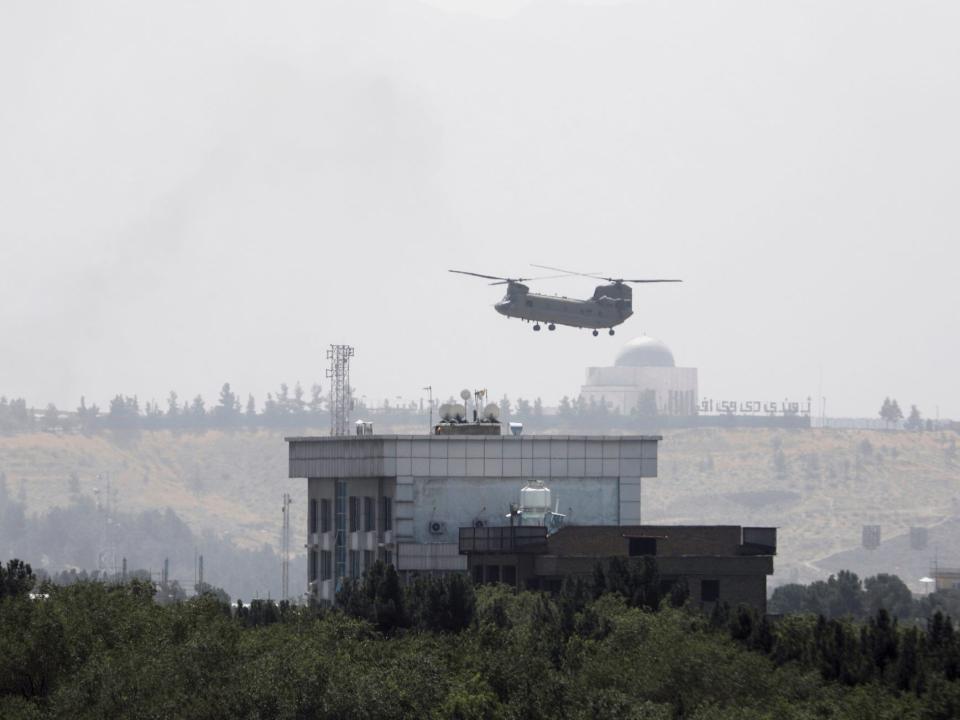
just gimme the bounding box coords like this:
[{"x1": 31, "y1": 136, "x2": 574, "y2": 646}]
[{"x1": 615, "y1": 336, "x2": 675, "y2": 368}]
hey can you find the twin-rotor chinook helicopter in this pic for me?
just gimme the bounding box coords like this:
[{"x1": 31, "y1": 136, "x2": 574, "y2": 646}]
[{"x1": 449, "y1": 264, "x2": 681, "y2": 336}]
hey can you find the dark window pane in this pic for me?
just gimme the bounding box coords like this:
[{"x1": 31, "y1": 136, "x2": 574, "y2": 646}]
[
  {"x1": 309, "y1": 499, "x2": 318, "y2": 534},
  {"x1": 502, "y1": 565, "x2": 517, "y2": 586},
  {"x1": 321, "y1": 499, "x2": 331, "y2": 534},
  {"x1": 701, "y1": 579, "x2": 720, "y2": 603},
  {"x1": 629, "y1": 537, "x2": 657, "y2": 556},
  {"x1": 485, "y1": 565, "x2": 501, "y2": 584},
  {"x1": 383, "y1": 497, "x2": 393, "y2": 531},
  {"x1": 473, "y1": 565, "x2": 484, "y2": 584},
  {"x1": 349, "y1": 497, "x2": 358, "y2": 532},
  {"x1": 364, "y1": 497, "x2": 374, "y2": 532}
]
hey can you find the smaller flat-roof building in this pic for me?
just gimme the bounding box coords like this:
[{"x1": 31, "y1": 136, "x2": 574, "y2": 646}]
[{"x1": 459, "y1": 524, "x2": 777, "y2": 612}]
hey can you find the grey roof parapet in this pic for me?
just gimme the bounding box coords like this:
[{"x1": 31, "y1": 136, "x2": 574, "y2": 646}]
[{"x1": 284, "y1": 434, "x2": 664, "y2": 442}]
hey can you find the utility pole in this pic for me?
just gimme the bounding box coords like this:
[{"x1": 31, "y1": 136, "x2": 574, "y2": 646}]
[
  {"x1": 281, "y1": 492, "x2": 291, "y2": 602},
  {"x1": 423, "y1": 386, "x2": 433, "y2": 433}
]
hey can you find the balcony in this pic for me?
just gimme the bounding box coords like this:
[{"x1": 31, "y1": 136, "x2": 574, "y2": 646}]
[{"x1": 459, "y1": 526, "x2": 548, "y2": 554}]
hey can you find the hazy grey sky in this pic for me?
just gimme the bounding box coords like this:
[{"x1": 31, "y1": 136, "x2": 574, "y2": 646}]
[{"x1": 1, "y1": 0, "x2": 958, "y2": 418}]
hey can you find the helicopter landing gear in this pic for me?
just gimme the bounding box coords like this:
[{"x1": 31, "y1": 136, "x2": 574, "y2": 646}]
[
  {"x1": 548, "y1": 323, "x2": 556, "y2": 331},
  {"x1": 608, "y1": 328, "x2": 615, "y2": 336},
  {"x1": 592, "y1": 329, "x2": 599, "y2": 337},
  {"x1": 533, "y1": 324, "x2": 541, "y2": 331}
]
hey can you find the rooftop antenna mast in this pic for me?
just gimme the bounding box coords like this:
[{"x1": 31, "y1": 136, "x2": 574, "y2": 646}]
[
  {"x1": 281, "y1": 492, "x2": 291, "y2": 601},
  {"x1": 326, "y1": 344, "x2": 355, "y2": 436},
  {"x1": 423, "y1": 386, "x2": 433, "y2": 433}
]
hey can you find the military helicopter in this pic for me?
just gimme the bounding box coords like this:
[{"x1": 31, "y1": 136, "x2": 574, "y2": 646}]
[{"x1": 449, "y1": 264, "x2": 681, "y2": 336}]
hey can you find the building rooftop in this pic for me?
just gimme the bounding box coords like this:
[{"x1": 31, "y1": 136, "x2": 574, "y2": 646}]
[{"x1": 285, "y1": 434, "x2": 664, "y2": 442}]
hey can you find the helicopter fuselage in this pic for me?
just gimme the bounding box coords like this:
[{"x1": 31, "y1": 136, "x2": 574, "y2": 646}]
[{"x1": 494, "y1": 282, "x2": 633, "y2": 330}]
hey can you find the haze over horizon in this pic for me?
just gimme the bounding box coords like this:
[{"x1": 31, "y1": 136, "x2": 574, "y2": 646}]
[{"x1": 2, "y1": 0, "x2": 957, "y2": 418}]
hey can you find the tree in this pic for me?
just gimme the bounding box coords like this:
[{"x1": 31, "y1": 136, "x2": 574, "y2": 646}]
[
  {"x1": 277, "y1": 383, "x2": 291, "y2": 415},
  {"x1": 515, "y1": 398, "x2": 532, "y2": 419},
  {"x1": 189, "y1": 395, "x2": 206, "y2": 428},
  {"x1": 864, "y1": 574, "x2": 914, "y2": 619},
  {"x1": 0, "y1": 558, "x2": 35, "y2": 598},
  {"x1": 499, "y1": 395, "x2": 512, "y2": 421},
  {"x1": 906, "y1": 405, "x2": 923, "y2": 431},
  {"x1": 309, "y1": 384, "x2": 323, "y2": 414},
  {"x1": 880, "y1": 397, "x2": 892, "y2": 424},
  {"x1": 166, "y1": 391, "x2": 179, "y2": 417},
  {"x1": 245, "y1": 394, "x2": 257, "y2": 421},
  {"x1": 42, "y1": 404, "x2": 59, "y2": 432},
  {"x1": 293, "y1": 382, "x2": 306, "y2": 414},
  {"x1": 216, "y1": 383, "x2": 240, "y2": 425}
]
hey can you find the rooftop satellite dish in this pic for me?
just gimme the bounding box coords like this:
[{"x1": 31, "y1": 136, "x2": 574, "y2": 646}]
[
  {"x1": 439, "y1": 403, "x2": 458, "y2": 422},
  {"x1": 483, "y1": 403, "x2": 501, "y2": 422},
  {"x1": 460, "y1": 389, "x2": 471, "y2": 401}
]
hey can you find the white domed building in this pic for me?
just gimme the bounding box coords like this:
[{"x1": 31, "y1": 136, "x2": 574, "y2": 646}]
[{"x1": 580, "y1": 336, "x2": 698, "y2": 416}]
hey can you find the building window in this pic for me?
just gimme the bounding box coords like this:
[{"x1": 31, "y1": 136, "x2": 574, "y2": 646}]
[
  {"x1": 701, "y1": 579, "x2": 720, "y2": 603},
  {"x1": 364, "y1": 549, "x2": 374, "y2": 572},
  {"x1": 629, "y1": 537, "x2": 657, "y2": 556},
  {"x1": 473, "y1": 565, "x2": 484, "y2": 584},
  {"x1": 363, "y1": 496, "x2": 374, "y2": 532},
  {"x1": 320, "y1": 498, "x2": 331, "y2": 533},
  {"x1": 485, "y1": 565, "x2": 501, "y2": 584},
  {"x1": 309, "y1": 499, "x2": 318, "y2": 535},
  {"x1": 502, "y1": 565, "x2": 517, "y2": 587},
  {"x1": 309, "y1": 549, "x2": 318, "y2": 583},
  {"x1": 382, "y1": 497, "x2": 393, "y2": 531},
  {"x1": 349, "y1": 550, "x2": 359, "y2": 578},
  {"x1": 384, "y1": 549, "x2": 393, "y2": 567},
  {"x1": 321, "y1": 550, "x2": 332, "y2": 581},
  {"x1": 349, "y1": 496, "x2": 359, "y2": 532}
]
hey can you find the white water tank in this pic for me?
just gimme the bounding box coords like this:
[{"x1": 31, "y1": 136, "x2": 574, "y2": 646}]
[{"x1": 520, "y1": 480, "x2": 550, "y2": 517}]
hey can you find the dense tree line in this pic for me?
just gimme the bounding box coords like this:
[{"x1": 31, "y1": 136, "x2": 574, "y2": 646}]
[
  {"x1": 771, "y1": 571, "x2": 960, "y2": 623},
  {"x1": 5, "y1": 556, "x2": 960, "y2": 718},
  {"x1": 4, "y1": 387, "x2": 956, "y2": 436}
]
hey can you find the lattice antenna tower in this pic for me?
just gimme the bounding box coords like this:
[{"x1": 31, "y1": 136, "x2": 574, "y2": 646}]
[
  {"x1": 326, "y1": 344, "x2": 355, "y2": 436},
  {"x1": 281, "y1": 492, "x2": 291, "y2": 601}
]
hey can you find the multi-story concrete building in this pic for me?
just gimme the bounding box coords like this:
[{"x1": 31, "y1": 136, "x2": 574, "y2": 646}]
[{"x1": 287, "y1": 432, "x2": 661, "y2": 603}]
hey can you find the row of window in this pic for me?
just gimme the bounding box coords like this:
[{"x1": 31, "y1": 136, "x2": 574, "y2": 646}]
[
  {"x1": 309, "y1": 496, "x2": 392, "y2": 534},
  {"x1": 471, "y1": 564, "x2": 518, "y2": 586},
  {"x1": 309, "y1": 548, "x2": 394, "y2": 583}
]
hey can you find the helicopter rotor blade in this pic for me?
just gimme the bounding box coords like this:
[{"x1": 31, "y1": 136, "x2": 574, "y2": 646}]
[
  {"x1": 621, "y1": 278, "x2": 683, "y2": 283},
  {"x1": 530, "y1": 264, "x2": 605, "y2": 280},
  {"x1": 449, "y1": 269, "x2": 511, "y2": 282},
  {"x1": 531, "y1": 264, "x2": 681, "y2": 284}
]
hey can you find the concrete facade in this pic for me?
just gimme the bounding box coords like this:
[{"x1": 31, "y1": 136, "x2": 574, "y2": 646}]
[{"x1": 288, "y1": 434, "x2": 661, "y2": 603}]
